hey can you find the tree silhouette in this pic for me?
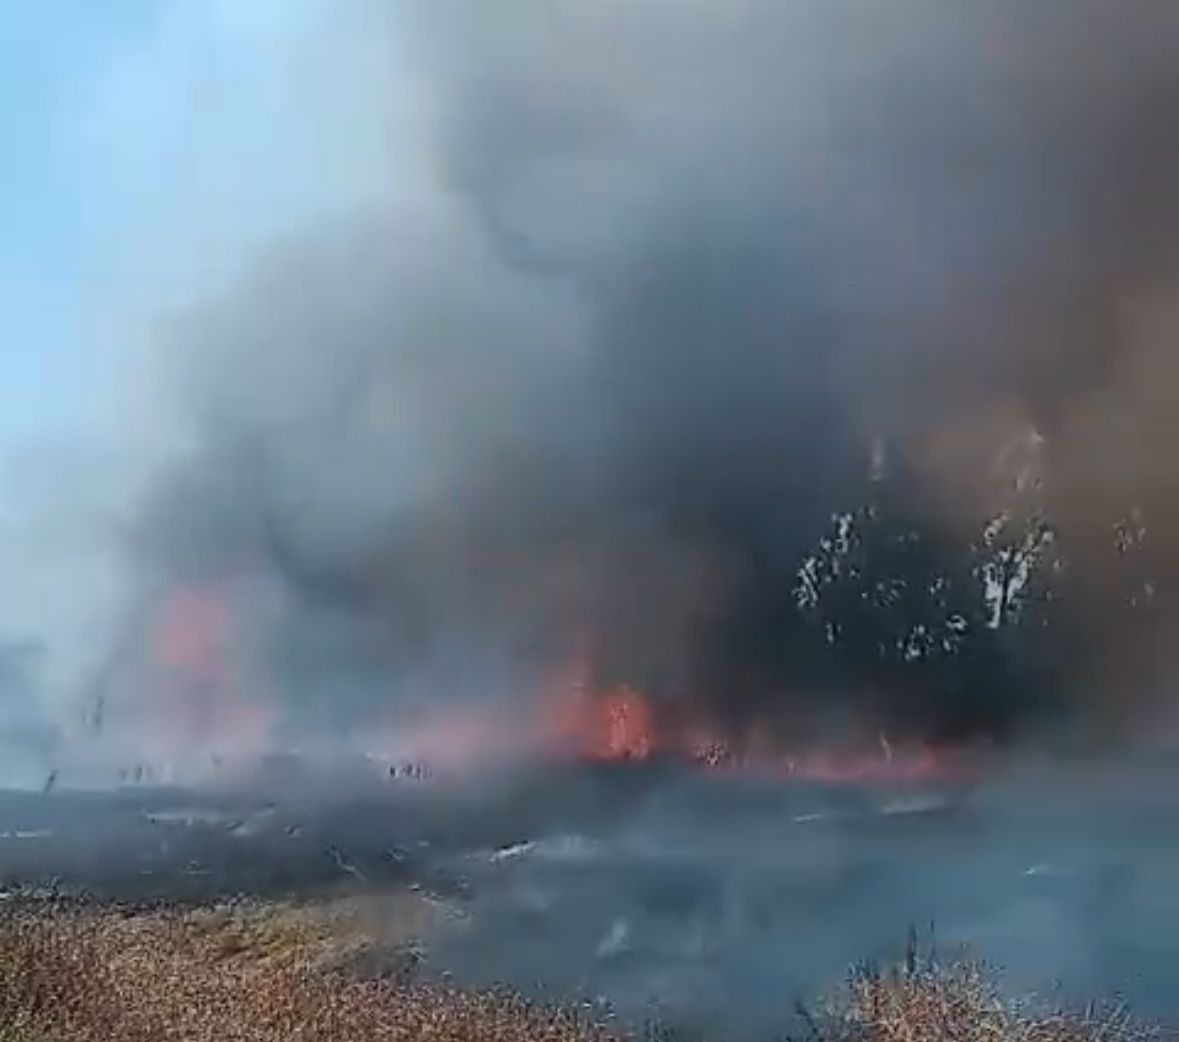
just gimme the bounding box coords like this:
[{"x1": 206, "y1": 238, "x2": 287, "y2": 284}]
[{"x1": 794, "y1": 461, "x2": 1007, "y2": 738}]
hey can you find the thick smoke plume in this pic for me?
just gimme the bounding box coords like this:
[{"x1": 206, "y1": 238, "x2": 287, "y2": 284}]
[{"x1": 26, "y1": 0, "x2": 1179, "y2": 771}]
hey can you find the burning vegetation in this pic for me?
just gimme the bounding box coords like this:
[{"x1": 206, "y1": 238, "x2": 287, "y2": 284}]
[
  {"x1": 88, "y1": 592, "x2": 975, "y2": 789},
  {"x1": 9, "y1": 1, "x2": 1179, "y2": 1037},
  {"x1": 546, "y1": 678, "x2": 960, "y2": 787}
]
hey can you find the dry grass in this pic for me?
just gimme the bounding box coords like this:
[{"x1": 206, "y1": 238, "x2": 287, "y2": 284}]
[
  {"x1": 0, "y1": 897, "x2": 617, "y2": 1042},
  {"x1": 0, "y1": 901, "x2": 1163, "y2": 1042},
  {"x1": 800, "y1": 939, "x2": 1159, "y2": 1042}
]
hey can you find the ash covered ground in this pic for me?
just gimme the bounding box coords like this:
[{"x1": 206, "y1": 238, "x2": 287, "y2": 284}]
[{"x1": 2, "y1": 759, "x2": 1176, "y2": 1040}]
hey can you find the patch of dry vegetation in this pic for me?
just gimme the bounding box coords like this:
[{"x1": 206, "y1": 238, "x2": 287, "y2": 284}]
[
  {"x1": 801, "y1": 942, "x2": 1157, "y2": 1042},
  {"x1": 0, "y1": 897, "x2": 616, "y2": 1042},
  {"x1": 0, "y1": 900, "x2": 1162, "y2": 1042}
]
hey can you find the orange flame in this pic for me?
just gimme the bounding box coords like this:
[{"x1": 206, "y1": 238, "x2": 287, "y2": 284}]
[
  {"x1": 143, "y1": 580, "x2": 273, "y2": 775},
  {"x1": 590, "y1": 685, "x2": 656, "y2": 761},
  {"x1": 545, "y1": 670, "x2": 962, "y2": 786}
]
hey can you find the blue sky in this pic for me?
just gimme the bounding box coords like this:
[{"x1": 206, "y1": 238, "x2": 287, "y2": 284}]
[
  {"x1": 0, "y1": 1, "x2": 412, "y2": 726},
  {"x1": 0, "y1": 3, "x2": 164, "y2": 442},
  {"x1": 0, "y1": 1, "x2": 396, "y2": 451}
]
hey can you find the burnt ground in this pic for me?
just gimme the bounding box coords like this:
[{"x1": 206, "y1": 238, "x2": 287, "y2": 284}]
[
  {"x1": 0, "y1": 762, "x2": 681, "y2": 903},
  {"x1": 1, "y1": 759, "x2": 1178, "y2": 1041}
]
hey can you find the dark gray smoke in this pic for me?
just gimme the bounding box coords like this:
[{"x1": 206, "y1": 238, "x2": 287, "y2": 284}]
[{"x1": 79, "y1": 0, "x2": 1179, "y2": 761}]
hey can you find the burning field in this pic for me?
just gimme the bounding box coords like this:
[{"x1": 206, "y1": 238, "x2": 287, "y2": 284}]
[
  {"x1": 1, "y1": 613, "x2": 1176, "y2": 1040},
  {"x1": 10, "y1": 0, "x2": 1179, "y2": 1038},
  {"x1": 1, "y1": 750, "x2": 1178, "y2": 1041}
]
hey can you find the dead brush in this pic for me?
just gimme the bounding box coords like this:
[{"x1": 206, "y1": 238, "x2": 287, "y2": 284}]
[{"x1": 797, "y1": 930, "x2": 1159, "y2": 1042}]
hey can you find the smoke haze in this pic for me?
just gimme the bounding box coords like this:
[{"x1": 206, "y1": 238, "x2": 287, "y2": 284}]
[{"x1": 10, "y1": 0, "x2": 1179, "y2": 774}]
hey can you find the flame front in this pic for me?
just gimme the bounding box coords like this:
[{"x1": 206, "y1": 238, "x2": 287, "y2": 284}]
[
  {"x1": 538, "y1": 668, "x2": 959, "y2": 786},
  {"x1": 125, "y1": 601, "x2": 968, "y2": 789}
]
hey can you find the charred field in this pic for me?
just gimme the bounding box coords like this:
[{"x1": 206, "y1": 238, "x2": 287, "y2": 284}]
[{"x1": 1, "y1": 757, "x2": 1177, "y2": 1040}]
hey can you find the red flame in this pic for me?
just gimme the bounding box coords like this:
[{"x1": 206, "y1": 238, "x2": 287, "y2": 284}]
[{"x1": 541, "y1": 672, "x2": 964, "y2": 787}]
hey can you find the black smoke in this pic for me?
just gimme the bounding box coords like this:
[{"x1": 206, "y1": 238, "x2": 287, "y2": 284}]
[{"x1": 92, "y1": 0, "x2": 1179, "y2": 754}]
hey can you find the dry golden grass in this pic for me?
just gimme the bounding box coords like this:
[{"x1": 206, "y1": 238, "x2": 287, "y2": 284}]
[
  {"x1": 0, "y1": 898, "x2": 616, "y2": 1042},
  {"x1": 0, "y1": 900, "x2": 1162, "y2": 1042}
]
